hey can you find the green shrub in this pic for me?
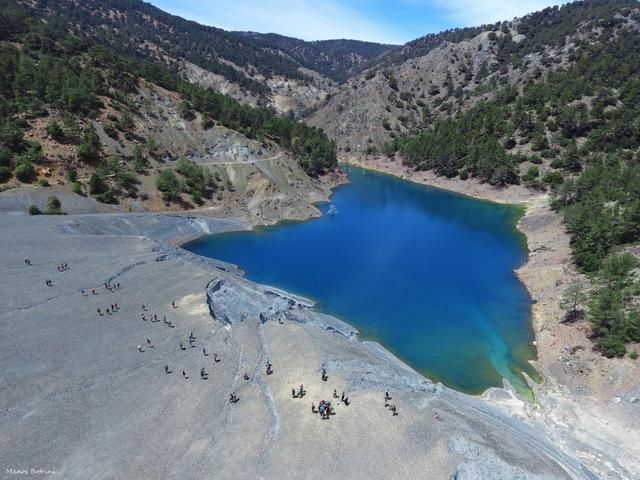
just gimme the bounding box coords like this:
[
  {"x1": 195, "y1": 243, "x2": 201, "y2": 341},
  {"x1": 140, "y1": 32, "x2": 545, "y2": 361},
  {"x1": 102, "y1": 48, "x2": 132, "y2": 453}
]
[
  {"x1": 156, "y1": 169, "x2": 182, "y2": 201},
  {"x1": 550, "y1": 158, "x2": 564, "y2": 169},
  {"x1": 77, "y1": 127, "x2": 101, "y2": 162},
  {"x1": 131, "y1": 145, "x2": 147, "y2": 172},
  {"x1": 18, "y1": 142, "x2": 44, "y2": 164},
  {"x1": 103, "y1": 123, "x2": 118, "y2": 139},
  {"x1": 0, "y1": 148, "x2": 12, "y2": 167},
  {"x1": 542, "y1": 171, "x2": 564, "y2": 185},
  {"x1": 97, "y1": 190, "x2": 117, "y2": 204},
  {"x1": 29, "y1": 205, "x2": 41, "y2": 215},
  {"x1": 46, "y1": 120, "x2": 65, "y2": 141},
  {"x1": 45, "y1": 195, "x2": 63, "y2": 214},
  {"x1": 71, "y1": 181, "x2": 83, "y2": 195},
  {"x1": 67, "y1": 168, "x2": 78, "y2": 183},
  {"x1": 598, "y1": 336, "x2": 626, "y2": 358},
  {"x1": 89, "y1": 173, "x2": 108, "y2": 195},
  {"x1": 13, "y1": 161, "x2": 35, "y2": 183},
  {"x1": 0, "y1": 166, "x2": 11, "y2": 182}
]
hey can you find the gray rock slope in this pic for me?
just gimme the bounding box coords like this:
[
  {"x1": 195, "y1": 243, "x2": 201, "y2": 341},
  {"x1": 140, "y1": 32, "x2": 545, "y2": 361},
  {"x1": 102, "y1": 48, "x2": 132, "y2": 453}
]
[{"x1": 0, "y1": 213, "x2": 595, "y2": 479}]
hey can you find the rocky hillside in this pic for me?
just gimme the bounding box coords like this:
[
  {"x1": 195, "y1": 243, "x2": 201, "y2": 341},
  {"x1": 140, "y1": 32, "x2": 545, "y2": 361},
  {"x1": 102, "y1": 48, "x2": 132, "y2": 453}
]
[
  {"x1": 0, "y1": 1, "x2": 341, "y2": 223},
  {"x1": 240, "y1": 33, "x2": 398, "y2": 82},
  {"x1": 309, "y1": 0, "x2": 640, "y2": 157},
  {"x1": 18, "y1": 0, "x2": 394, "y2": 115}
]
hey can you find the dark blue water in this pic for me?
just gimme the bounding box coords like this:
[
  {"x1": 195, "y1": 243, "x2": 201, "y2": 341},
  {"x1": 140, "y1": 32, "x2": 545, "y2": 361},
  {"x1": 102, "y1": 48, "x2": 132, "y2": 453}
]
[{"x1": 186, "y1": 166, "x2": 538, "y2": 394}]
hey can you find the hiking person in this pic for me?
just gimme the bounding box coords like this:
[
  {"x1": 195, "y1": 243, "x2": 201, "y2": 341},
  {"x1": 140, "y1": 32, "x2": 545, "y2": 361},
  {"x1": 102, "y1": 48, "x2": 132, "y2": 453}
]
[
  {"x1": 182, "y1": 370, "x2": 188, "y2": 379},
  {"x1": 137, "y1": 345, "x2": 144, "y2": 353},
  {"x1": 164, "y1": 365, "x2": 170, "y2": 374}
]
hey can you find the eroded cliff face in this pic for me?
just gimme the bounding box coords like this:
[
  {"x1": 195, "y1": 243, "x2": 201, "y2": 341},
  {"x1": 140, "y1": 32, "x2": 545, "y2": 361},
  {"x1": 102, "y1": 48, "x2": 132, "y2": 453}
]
[
  {"x1": 180, "y1": 60, "x2": 338, "y2": 117},
  {"x1": 2, "y1": 78, "x2": 343, "y2": 224}
]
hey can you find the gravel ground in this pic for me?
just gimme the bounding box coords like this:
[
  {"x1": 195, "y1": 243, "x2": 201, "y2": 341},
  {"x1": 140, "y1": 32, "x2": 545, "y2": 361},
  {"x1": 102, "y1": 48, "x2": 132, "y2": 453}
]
[{"x1": 0, "y1": 213, "x2": 596, "y2": 479}]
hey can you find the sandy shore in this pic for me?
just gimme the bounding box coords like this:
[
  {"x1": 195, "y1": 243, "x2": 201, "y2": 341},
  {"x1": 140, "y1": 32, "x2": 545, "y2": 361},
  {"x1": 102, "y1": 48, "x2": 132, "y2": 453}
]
[
  {"x1": 347, "y1": 155, "x2": 640, "y2": 479},
  {"x1": 0, "y1": 212, "x2": 602, "y2": 479}
]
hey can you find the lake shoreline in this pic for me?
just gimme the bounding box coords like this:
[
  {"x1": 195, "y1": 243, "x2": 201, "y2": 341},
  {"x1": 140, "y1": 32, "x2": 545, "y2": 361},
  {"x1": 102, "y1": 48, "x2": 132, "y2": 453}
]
[
  {"x1": 343, "y1": 156, "x2": 554, "y2": 385},
  {"x1": 186, "y1": 163, "x2": 538, "y2": 396},
  {"x1": 344, "y1": 155, "x2": 640, "y2": 478}
]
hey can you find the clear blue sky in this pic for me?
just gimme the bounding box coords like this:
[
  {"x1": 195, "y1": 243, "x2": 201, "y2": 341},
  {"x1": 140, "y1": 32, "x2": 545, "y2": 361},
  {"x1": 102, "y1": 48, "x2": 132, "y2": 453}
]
[{"x1": 149, "y1": 0, "x2": 563, "y2": 44}]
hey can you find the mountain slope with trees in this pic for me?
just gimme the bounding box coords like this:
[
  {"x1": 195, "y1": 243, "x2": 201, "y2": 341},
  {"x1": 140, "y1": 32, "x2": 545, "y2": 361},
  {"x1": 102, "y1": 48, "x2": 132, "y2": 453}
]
[
  {"x1": 19, "y1": 0, "x2": 396, "y2": 113},
  {"x1": 240, "y1": 33, "x2": 398, "y2": 82},
  {"x1": 0, "y1": 0, "x2": 338, "y2": 221}
]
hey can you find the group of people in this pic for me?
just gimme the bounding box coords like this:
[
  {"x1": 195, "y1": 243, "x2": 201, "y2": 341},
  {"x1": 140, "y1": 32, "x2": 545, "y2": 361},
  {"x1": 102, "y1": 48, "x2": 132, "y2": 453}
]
[
  {"x1": 97, "y1": 302, "x2": 120, "y2": 316},
  {"x1": 56, "y1": 263, "x2": 69, "y2": 272},
  {"x1": 105, "y1": 282, "x2": 121, "y2": 292},
  {"x1": 291, "y1": 384, "x2": 306, "y2": 398},
  {"x1": 384, "y1": 391, "x2": 398, "y2": 416},
  {"x1": 140, "y1": 307, "x2": 223, "y2": 385},
  {"x1": 74, "y1": 268, "x2": 406, "y2": 422},
  {"x1": 309, "y1": 390, "x2": 350, "y2": 420},
  {"x1": 313, "y1": 400, "x2": 333, "y2": 419}
]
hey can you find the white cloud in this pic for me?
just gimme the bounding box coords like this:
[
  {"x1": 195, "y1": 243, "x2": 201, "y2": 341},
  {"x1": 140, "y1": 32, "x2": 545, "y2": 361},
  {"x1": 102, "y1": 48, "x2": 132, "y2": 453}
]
[
  {"x1": 152, "y1": 0, "x2": 567, "y2": 44},
  {"x1": 152, "y1": 0, "x2": 407, "y2": 44},
  {"x1": 426, "y1": 0, "x2": 564, "y2": 27}
]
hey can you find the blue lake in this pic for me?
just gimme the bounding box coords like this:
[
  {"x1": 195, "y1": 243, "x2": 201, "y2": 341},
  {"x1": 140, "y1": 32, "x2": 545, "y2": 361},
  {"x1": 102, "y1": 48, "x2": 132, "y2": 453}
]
[{"x1": 185, "y1": 165, "x2": 539, "y2": 394}]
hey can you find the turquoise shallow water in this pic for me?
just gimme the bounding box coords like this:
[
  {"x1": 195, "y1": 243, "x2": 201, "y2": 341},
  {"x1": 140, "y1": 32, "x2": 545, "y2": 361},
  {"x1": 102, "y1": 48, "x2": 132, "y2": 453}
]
[{"x1": 185, "y1": 166, "x2": 539, "y2": 394}]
